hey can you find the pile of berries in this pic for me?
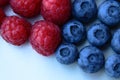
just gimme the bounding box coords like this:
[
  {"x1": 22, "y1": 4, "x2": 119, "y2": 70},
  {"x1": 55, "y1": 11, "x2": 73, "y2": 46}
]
[{"x1": 1, "y1": 0, "x2": 120, "y2": 78}]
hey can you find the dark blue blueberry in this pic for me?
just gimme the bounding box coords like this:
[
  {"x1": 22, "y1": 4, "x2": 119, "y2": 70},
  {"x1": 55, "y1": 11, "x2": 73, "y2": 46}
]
[
  {"x1": 62, "y1": 20, "x2": 86, "y2": 44},
  {"x1": 55, "y1": 43, "x2": 78, "y2": 65},
  {"x1": 72, "y1": 0, "x2": 97, "y2": 23},
  {"x1": 87, "y1": 22, "x2": 111, "y2": 47},
  {"x1": 98, "y1": 0, "x2": 120, "y2": 26},
  {"x1": 78, "y1": 46, "x2": 105, "y2": 73},
  {"x1": 111, "y1": 29, "x2": 120, "y2": 54},
  {"x1": 105, "y1": 54, "x2": 120, "y2": 78}
]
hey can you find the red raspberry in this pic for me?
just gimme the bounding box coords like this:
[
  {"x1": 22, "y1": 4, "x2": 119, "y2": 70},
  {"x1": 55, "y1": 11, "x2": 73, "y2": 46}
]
[
  {"x1": 30, "y1": 20, "x2": 61, "y2": 56},
  {"x1": 1, "y1": 16, "x2": 31, "y2": 46},
  {"x1": 0, "y1": 0, "x2": 9, "y2": 7},
  {"x1": 0, "y1": 8, "x2": 5, "y2": 26},
  {"x1": 10, "y1": 0, "x2": 42, "y2": 18},
  {"x1": 41, "y1": 0, "x2": 71, "y2": 26}
]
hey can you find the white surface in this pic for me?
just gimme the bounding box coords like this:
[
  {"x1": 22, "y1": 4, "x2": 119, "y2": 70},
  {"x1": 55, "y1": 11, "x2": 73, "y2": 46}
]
[{"x1": 0, "y1": 0, "x2": 119, "y2": 80}]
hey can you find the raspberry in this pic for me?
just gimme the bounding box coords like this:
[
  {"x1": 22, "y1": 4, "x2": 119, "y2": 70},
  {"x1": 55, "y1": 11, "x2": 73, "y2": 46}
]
[
  {"x1": 30, "y1": 20, "x2": 61, "y2": 56},
  {"x1": 41, "y1": 0, "x2": 71, "y2": 25},
  {"x1": 10, "y1": 0, "x2": 41, "y2": 18},
  {"x1": 0, "y1": 8, "x2": 5, "y2": 26},
  {"x1": 1, "y1": 16, "x2": 31, "y2": 46},
  {"x1": 0, "y1": 0, "x2": 9, "y2": 7}
]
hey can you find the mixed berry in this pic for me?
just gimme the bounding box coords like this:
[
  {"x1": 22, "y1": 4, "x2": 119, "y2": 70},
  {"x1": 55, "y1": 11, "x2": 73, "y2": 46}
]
[{"x1": 1, "y1": 0, "x2": 120, "y2": 78}]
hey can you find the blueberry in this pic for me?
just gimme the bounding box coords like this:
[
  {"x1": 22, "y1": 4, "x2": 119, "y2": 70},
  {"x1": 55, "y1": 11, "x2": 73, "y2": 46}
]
[
  {"x1": 98, "y1": 0, "x2": 120, "y2": 26},
  {"x1": 78, "y1": 46, "x2": 105, "y2": 73},
  {"x1": 55, "y1": 43, "x2": 78, "y2": 64},
  {"x1": 111, "y1": 29, "x2": 120, "y2": 54},
  {"x1": 62, "y1": 20, "x2": 86, "y2": 44},
  {"x1": 72, "y1": 0, "x2": 97, "y2": 23},
  {"x1": 87, "y1": 22, "x2": 111, "y2": 47},
  {"x1": 105, "y1": 54, "x2": 120, "y2": 78}
]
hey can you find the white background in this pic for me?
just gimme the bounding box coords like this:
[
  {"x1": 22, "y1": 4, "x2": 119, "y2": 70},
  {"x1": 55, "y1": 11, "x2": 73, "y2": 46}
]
[{"x1": 0, "y1": 0, "x2": 120, "y2": 80}]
